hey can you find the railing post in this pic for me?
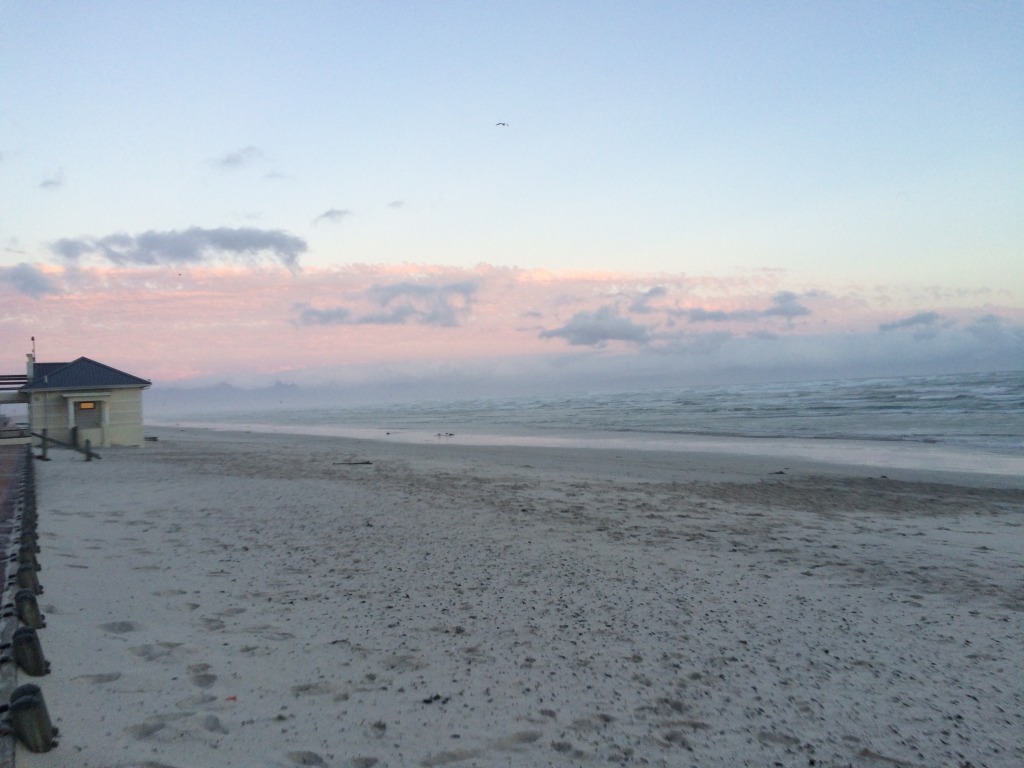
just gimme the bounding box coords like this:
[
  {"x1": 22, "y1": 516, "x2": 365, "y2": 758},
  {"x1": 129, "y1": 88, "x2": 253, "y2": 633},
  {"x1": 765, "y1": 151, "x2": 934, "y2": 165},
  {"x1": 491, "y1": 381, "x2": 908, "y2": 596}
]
[{"x1": 9, "y1": 684, "x2": 59, "y2": 752}]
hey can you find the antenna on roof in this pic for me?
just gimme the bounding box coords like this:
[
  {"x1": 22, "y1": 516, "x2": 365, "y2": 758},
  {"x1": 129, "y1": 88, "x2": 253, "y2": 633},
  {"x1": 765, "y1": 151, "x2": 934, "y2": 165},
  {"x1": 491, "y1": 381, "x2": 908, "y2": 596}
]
[{"x1": 31, "y1": 336, "x2": 36, "y2": 357}]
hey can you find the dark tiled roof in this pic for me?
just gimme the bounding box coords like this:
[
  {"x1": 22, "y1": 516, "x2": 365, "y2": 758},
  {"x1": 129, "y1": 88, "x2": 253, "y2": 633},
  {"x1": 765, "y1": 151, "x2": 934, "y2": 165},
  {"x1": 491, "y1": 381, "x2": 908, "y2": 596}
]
[
  {"x1": 22, "y1": 357, "x2": 151, "y2": 391},
  {"x1": 31, "y1": 363, "x2": 69, "y2": 381}
]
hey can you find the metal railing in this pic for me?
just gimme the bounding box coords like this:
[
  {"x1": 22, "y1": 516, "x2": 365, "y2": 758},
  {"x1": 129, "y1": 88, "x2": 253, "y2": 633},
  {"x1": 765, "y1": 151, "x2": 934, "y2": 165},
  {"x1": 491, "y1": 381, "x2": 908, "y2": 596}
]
[{"x1": 0, "y1": 376, "x2": 27, "y2": 392}]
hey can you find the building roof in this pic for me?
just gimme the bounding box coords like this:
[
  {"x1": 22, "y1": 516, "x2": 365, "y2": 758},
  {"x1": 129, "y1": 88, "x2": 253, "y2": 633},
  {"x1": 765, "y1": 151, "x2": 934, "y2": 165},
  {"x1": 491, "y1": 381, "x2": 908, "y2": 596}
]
[{"x1": 21, "y1": 357, "x2": 151, "y2": 392}]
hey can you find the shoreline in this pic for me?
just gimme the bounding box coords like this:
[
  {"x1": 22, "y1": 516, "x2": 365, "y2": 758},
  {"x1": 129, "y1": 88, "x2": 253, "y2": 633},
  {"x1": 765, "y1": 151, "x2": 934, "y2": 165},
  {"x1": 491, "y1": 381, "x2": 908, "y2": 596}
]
[
  {"x1": 149, "y1": 421, "x2": 1024, "y2": 486},
  {"x1": 21, "y1": 428, "x2": 1024, "y2": 767}
]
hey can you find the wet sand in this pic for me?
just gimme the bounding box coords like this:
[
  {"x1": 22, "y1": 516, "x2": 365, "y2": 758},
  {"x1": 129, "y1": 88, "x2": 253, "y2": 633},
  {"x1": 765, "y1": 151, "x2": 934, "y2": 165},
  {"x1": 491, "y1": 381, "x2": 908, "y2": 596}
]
[{"x1": 20, "y1": 427, "x2": 1024, "y2": 767}]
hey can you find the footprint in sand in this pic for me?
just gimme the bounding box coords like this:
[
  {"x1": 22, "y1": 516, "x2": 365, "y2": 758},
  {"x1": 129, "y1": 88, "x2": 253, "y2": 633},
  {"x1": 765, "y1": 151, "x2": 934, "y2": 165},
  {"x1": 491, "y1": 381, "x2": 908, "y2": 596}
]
[
  {"x1": 202, "y1": 714, "x2": 229, "y2": 735},
  {"x1": 381, "y1": 653, "x2": 429, "y2": 673},
  {"x1": 291, "y1": 681, "x2": 338, "y2": 697},
  {"x1": 76, "y1": 672, "x2": 121, "y2": 684},
  {"x1": 287, "y1": 751, "x2": 326, "y2": 766},
  {"x1": 191, "y1": 673, "x2": 217, "y2": 689},
  {"x1": 188, "y1": 663, "x2": 217, "y2": 689},
  {"x1": 100, "y1": 620, "x2": 141, "y2": 633},
  {"x1": 125, "y1": 712, "x2": 192, "y2": 741},
  {"x1": 492, "y1": 730, "x2": 543, "y2": 751},
  {"x1": 419, "y1": 749, "x2": 483, "y2": 767},
  {"x1": 130, "y1": 642, "x2": 184, "y2": 662},
  {"x1": 247, "y1": 624, "x2": 294, "y2": 641},
  {"x1": 126, "y1": 721, "x2": 166, "y2": 740},
  {"x1": 176, "y1": 693, "x2": 217, "y2": 709}
]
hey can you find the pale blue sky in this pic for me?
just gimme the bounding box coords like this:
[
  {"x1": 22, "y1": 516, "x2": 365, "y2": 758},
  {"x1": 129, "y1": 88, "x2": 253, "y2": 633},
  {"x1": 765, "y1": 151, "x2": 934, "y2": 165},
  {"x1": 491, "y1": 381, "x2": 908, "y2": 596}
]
[
  {"x1": 1, "y1": 2, "x2": 1022, "y2": 389},
  {"x1": 3, "y1": 1, "x2": 1021, "y2": 284}
]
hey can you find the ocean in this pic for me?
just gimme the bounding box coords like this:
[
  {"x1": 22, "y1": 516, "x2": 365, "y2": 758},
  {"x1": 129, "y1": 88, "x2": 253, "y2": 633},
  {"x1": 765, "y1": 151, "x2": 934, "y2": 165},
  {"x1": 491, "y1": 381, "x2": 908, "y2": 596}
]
[{"x1": 160, "y1": 370, "x2": 1024, "y2": 475}]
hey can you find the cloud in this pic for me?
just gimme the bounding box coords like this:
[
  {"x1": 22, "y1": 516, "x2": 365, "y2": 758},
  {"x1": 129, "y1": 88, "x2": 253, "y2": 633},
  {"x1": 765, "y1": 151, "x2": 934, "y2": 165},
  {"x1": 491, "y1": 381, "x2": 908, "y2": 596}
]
[
  {"x1": 293, "y1": 303, "x2": 352, "y2": 325},
  {"x1": 366, "y1": 281, "x2": 476, "y2": 326},
  {"x1": 50, "y1": 237, "x2": 95, "y2": 261},
  {"x1": 684, "y1": 291, "x2": 811, "y2": 323},
  {"x1": 0, "y1": 263, "x2": 59, "y2": 297},
  {"x1": 51, "y1": 227, "x2": 306, "y2": 270},
  {"x1": 294, "y1": 280, "x2": 477, "y2": 327},
  {"x1": 8, "y1": 263, "x2": 1019, "y2": 393},
  {"x1": 539, "y1": 306, "x2": 650, "y2": 347},
  {"x1": 4, "y1": 237, "x2": 27, "y2": 256},
  {"x1": 879, "y1": 311, "x2": 944, "y2": 332},
  {"x1": 764, "y1": 291, "x2": 813, "y2": 319},
  {"x1": 965, "y1": 314, "x2": 1024, "y2": 346},
  {"x1": 215, "y1": 145, "x2": 264, "y2": 170},
  {"x1": 39, "y1": 168, "x2": 65, "y2": 189},
  {"x1": 629, "y1": 286, "x2": 667, "y2": 314},
  {"x1": 313, "y1": 208, "x2": 353, "y2": 225},
  {"x1": 878, "y1": 310, "x2": 956, "y2": 340}
]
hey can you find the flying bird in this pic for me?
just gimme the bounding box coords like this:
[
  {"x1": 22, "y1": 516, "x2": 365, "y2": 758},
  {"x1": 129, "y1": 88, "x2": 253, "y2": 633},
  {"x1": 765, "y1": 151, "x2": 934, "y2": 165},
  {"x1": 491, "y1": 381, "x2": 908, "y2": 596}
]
[{"x1": 495, "y1": 122, "x2": 508, "y2": 126}]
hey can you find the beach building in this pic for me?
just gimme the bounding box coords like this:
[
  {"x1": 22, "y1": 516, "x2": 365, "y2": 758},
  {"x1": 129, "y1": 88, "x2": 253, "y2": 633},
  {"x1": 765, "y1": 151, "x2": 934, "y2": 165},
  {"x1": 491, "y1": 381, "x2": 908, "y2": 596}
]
[{"x1": 8, "y1": 355, "x2": 151, "y2": 448}]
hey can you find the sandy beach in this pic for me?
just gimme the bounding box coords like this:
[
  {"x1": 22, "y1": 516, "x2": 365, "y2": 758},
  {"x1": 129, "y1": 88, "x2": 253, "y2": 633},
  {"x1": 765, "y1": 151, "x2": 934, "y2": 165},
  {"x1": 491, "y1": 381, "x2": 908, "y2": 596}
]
[{"x1": 19, "y1": 428, "x2": 1023, "y2": 768}]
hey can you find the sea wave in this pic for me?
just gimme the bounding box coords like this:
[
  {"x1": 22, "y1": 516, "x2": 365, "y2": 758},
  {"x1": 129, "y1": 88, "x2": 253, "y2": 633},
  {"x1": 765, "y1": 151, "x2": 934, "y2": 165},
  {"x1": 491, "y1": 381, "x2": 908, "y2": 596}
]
[{"x1": 167, "y1": 370, "x2": 1024, "y2": 458}]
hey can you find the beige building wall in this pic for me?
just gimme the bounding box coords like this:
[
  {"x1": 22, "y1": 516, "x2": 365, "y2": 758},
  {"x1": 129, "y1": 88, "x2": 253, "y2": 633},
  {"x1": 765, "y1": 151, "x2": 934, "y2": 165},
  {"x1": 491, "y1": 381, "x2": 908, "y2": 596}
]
[
  {"x1": 30, "y1": 388, "x2": 146, "y2": 448},
  {"x1": 102, "y1": 388, "x2": 145, "y2": 446},
  {"x1": 30, "y1": 392, "x2": 71, "y2": 445}
]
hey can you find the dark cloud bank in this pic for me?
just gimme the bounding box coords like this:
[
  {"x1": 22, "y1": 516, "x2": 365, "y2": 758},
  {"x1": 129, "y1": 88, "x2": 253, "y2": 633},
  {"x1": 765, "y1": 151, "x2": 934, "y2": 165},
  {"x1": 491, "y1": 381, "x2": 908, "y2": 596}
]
[
  {"x1": 0, "y1": 263, "x2": 59, "y2": 297},
  {"x1": 539, "y1": 306, "x2": 650, "y2": 346},
  {"x1": 295, "y1": 282, "x2": 476, "y2": 328},
  {"x1": 51, "y1": 227, "x2": 306, "y2": 270},
  {"x1": 540, "y1": 292, "x2": 812, "y2": 348},
  {"x1": 683, "y1": 291, "x2": 811, "y2": 323},
  {"x1": 147, "y1": 319, "x2": 1024, "y2": 414}
]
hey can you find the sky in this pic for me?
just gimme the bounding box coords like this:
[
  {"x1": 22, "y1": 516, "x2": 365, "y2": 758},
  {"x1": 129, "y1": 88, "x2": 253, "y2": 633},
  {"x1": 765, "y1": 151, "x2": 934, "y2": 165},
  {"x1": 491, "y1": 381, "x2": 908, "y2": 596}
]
[{"x1": 1, "y1": 1, "x2": 1022, "y2": 399}]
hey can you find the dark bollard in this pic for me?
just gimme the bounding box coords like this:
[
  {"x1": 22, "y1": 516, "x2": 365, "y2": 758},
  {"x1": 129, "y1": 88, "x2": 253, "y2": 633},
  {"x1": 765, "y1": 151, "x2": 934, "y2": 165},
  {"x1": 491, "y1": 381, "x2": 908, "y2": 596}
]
[
  {"x1": 85, "y1": 438, "x2": 92, "y2": 461},
  {"x1": 18, "y1": 528, "x2": 38, "y2": 551},
  {"x1": 9, "y1": 685, "x2": 58, "y2": 752},
  {"x1": 14, "y1": 589, "x2": 45, "y2": 629},
  {"x1": 16, "y1": 563, "x2": 42, "y2": 595},
  {"x1": 12, "y1": 628, "x2": 50, "y2": 676},
  {"x1": 20, "y1": 506, "x2": 37, "y2": 528},
  {"x1": 9, "y1": 684, "x2": 40, "y2": 705},
  {"x1": 23, "y1": 467, "x2": 37, "y2": 515},
  {"x1": 19, "y1": 531, "x2": 40, "y2": 553},
  {"x1": 18, "y1": 544, "x2": 40, "y2": 569}
]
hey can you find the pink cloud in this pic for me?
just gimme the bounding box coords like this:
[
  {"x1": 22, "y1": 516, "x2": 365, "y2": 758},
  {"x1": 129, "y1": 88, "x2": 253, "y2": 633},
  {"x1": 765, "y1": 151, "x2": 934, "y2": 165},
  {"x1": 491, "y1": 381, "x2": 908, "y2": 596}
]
[{"x1": 1, "y1": 263, "x2": 1021, "y2": 385}]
